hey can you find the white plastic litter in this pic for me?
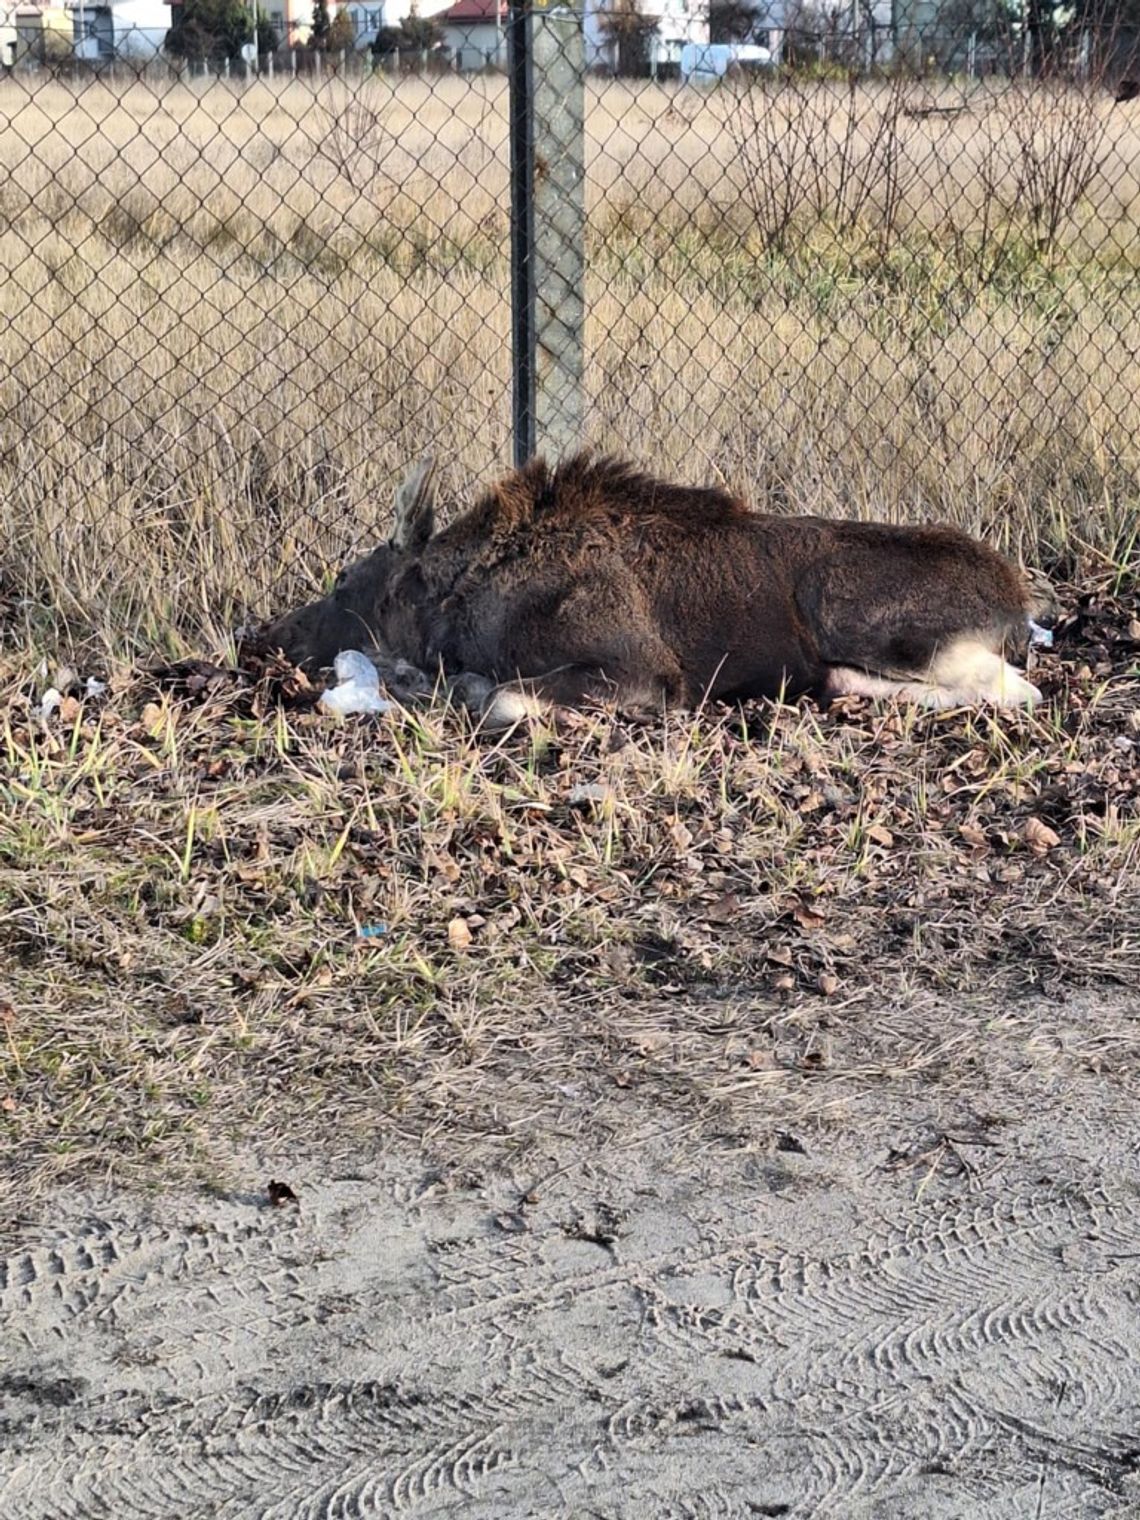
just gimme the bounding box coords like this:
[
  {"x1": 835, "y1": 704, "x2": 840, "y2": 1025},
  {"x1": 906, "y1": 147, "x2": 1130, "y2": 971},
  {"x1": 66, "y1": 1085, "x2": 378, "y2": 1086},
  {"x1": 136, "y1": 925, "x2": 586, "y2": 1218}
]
[
  {"x1": 319, "y1": 650, "x2": 393, "y2": 717},
  {"x1": 1028, "y1": 619, "x2": 1054, "y2": 649},
  {"x1": 39, "y1": 688, "x2": 63, "y2": 721},
  {"x1": 568, "y1": 782, "x2": 611, "y2": 808},
  {"x1": 85, "y1": 677, "x2": 107, "y2": 699}
]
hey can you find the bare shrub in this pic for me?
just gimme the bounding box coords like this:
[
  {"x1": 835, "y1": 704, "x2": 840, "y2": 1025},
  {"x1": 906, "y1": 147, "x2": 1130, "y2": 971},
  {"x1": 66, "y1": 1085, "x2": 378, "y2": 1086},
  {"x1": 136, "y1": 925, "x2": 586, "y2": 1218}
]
[
  {"x1": 726, "y1": 74, "x2": 915, "y2": 251},
  {"x1": 313, "y1": 92, "x2": 397, "y2": 191},
  {"x1": 910, "y1": 83, "x2": 1030, "y2": 284},
  {"x1": 998, "y1": 78, "x2": 1109, "y2": 251},
  {"x1": 598, "y1": 0, "x2": 659, "y2": 77}
]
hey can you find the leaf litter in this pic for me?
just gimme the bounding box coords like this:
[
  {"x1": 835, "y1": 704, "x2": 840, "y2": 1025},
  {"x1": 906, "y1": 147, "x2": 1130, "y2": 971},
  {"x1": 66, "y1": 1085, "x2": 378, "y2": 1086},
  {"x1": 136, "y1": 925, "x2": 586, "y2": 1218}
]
[{"x1": 0, "y1": 577, "x2": 1137, "y2": 1204}]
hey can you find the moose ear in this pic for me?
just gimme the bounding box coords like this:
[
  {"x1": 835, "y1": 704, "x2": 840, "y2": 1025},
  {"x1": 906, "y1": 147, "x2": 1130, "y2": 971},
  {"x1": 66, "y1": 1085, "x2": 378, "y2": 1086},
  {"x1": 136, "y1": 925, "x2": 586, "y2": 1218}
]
[{"x1": 391, "y1": 455, "x2": 437, "y2": 552}]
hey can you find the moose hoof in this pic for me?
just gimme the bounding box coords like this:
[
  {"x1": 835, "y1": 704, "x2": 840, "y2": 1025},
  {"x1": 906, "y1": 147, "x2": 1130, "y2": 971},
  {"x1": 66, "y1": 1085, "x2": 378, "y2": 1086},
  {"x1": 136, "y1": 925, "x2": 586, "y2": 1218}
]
[
  {"x1": 481, "y1": 688, "x2": 547, "y2": 730},
  {"x1": 448, "y1": 671, "x2": 495, "y2": 714}
]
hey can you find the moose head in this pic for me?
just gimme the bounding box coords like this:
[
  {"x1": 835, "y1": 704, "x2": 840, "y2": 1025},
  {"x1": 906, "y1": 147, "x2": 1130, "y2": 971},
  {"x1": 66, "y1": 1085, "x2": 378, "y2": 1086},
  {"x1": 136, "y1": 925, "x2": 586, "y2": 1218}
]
[{"x1": 262, "y1": 456, "x2": 439, "y2": 676}]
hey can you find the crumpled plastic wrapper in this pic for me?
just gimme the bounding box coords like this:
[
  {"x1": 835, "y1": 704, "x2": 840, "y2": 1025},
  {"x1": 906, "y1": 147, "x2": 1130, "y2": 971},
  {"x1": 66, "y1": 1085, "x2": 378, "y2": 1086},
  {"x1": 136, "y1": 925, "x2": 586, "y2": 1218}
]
[{"x1": 318, "y1": 650, "x2": 394, "y2": 716}]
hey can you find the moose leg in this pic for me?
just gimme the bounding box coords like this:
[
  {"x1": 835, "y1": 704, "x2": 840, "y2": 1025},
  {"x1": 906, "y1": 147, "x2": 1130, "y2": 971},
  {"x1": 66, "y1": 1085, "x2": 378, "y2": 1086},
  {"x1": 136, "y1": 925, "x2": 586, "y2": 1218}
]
[
  {"x1": 824, "y1": 636, "x2": 1042, "y2": 710},
  {"x1": 927, "y1": 637, "x2": 1042, "y2": 705},
  {"x1": 475, "y1": 584, "x2": 687, "y2": 727},
  {"x1": 480, "y1": 662, "x2": 681, "y2": 730}
]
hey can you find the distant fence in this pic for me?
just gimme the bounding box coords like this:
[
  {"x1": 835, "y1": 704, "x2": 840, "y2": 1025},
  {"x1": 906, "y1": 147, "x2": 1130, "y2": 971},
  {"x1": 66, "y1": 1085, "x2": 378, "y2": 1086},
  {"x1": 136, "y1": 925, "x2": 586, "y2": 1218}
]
[{"x1": 2, "y1": 14, "x2": 1140, "y2": 638}]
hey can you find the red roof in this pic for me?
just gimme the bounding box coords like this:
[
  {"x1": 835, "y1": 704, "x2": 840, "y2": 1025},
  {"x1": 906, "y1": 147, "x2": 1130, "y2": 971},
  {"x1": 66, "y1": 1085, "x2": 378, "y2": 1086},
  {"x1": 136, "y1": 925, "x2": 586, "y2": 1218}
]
[{"x1": 439, "y1": 0, "x2": 507, "y2": 20}]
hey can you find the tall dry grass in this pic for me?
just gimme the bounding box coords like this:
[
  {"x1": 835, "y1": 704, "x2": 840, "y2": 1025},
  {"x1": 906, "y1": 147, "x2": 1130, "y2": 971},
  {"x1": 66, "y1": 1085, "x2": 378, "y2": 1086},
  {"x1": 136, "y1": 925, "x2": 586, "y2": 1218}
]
[{"x1": 2, "y1": 70, "x2": 1139, "y2": 661}]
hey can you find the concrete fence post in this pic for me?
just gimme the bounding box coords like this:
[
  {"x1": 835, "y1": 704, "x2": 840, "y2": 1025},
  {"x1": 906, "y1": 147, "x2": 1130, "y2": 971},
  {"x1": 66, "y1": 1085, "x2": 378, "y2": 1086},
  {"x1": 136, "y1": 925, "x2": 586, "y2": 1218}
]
[{"x1": 507, "y1": 0, "x2": 586, "y2": 466}]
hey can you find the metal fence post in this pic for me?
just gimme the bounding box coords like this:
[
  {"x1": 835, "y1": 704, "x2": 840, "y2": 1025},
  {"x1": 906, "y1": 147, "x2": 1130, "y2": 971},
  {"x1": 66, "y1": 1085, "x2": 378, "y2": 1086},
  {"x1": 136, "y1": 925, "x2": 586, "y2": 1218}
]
[
  {"x1": 508, "y1": 0, "x2": 535, "y2": 466},
  {"x1": 508, "y1": 0, "x2": 585, "y2": 468}
]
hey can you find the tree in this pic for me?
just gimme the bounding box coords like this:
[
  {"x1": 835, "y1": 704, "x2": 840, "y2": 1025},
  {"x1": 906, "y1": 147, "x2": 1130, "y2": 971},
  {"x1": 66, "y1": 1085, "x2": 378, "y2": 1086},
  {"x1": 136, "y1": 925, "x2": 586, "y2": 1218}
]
[
  {"x1": 311, "y1": 0, "x2": 331, "y2": 49},
  {"x1": 598, "y1": 0, "x2": 660, "y2": 74},
  {"x1": 256, "y1": 7, "x2": 280, "y2": 53},
  {"x1": 327, "y1": 6, "x2": 356, "y2": 50},
  {"x1": 369, "y1": 10, "x2": 443, "y2": 54},
  {"x1": 166, "y1": 0, "x2": 253, "y2": 62},
  {"x1": 1056, "y1": 0, "x2": 1140, "y2": 91},
  {"x1": 398, "y1": 11, "x2": 443, "y2": 50},
  {"x1": 371, "y1": 23, "x2": 403, "y2": 53},
  {"x1": 709, "y1": 0, "x2": 761, "y2": 43}
]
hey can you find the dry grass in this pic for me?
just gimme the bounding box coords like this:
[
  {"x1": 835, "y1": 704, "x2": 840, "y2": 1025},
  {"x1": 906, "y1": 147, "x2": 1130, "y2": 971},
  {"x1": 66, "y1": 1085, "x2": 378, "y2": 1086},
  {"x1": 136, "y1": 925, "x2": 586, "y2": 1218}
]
[
  {"x1": 2, "y1": 72, "x2": 1139, "y2": 660},
  {"x1": 2, "y1": 72, "x2": 1140, "y2": 1202},
  {"x1": 1, "y1": 583, "x2": 1138, "y2": 1205}
]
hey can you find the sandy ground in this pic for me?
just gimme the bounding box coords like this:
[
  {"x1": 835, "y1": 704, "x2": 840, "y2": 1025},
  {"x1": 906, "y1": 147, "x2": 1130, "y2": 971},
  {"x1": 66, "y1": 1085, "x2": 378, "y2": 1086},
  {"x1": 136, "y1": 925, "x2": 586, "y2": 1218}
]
[{"x1": 2, "y1": 992, "x2": 1139, "y2": 1519}]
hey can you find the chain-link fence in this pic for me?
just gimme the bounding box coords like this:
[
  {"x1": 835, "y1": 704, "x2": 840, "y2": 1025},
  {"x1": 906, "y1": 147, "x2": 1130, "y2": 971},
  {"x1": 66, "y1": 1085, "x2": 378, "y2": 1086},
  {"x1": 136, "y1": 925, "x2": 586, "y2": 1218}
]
[{"x1": 2, "y1": 17, "x2": 1139, "y2": 648}]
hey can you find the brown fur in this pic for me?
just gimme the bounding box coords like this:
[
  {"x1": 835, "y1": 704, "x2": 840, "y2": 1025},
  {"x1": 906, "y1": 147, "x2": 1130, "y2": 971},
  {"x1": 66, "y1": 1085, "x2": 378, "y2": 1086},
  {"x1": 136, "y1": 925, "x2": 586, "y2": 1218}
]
[{"x1": 263, "y1": 452, "x2": 1055, "y2": 714}]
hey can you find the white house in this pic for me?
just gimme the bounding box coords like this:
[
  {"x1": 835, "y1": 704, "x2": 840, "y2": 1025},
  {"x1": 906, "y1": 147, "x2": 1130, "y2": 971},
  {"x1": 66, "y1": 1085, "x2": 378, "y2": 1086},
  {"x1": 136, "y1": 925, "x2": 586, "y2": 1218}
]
[
  {"x1": 3, "y1": 0, "x2": 77, "y2": 61},
  {"x1": 332, "y1": 0, "x2": 454, "y2": 49},
  {"x1": 0, "y1": 1, "x2": 16, "y2": 64},
  {"x1": 437, "y1": 0, "x2": 709, "y2": 73},
  {"x1": 584, "y1": 0, "x2": 709, "y2": 73},
  {"x1": 251, "y1": 0, "x2": 452, "y2": 52},
  {"x1": 68, "y1": 0, "x2": 169, "y2": 56},
  {"x1": 756, "y1": 0, "x2": 897, "y2": 66},
  {"x1": 338, "y1": 1, "x2": 383, "y2": 46},
  {"x1": 437, "y1": 0, "x2": 504, "y2": 69}
]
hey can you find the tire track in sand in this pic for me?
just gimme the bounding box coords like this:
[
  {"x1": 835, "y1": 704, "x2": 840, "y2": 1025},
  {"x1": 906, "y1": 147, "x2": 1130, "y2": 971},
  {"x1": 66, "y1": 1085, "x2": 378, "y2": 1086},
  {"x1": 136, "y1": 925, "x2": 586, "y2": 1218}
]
[{"x1": 1, "y1": 1165, "x2": 1138, "y2": 1518}]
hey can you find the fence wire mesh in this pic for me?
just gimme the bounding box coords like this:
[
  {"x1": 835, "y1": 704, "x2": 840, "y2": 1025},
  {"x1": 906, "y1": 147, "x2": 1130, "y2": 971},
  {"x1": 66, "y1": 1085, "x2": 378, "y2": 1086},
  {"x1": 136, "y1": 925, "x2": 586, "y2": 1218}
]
[{"x1": 2, "y1": 28, "x2": 1139, "y2": 650}]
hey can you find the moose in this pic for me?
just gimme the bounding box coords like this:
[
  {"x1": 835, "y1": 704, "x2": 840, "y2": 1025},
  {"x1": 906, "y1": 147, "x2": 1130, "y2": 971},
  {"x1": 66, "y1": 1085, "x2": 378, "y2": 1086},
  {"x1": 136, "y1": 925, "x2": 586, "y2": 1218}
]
[{"x1": 262, "y1": 451, "x2": 1056, "y2": 726}]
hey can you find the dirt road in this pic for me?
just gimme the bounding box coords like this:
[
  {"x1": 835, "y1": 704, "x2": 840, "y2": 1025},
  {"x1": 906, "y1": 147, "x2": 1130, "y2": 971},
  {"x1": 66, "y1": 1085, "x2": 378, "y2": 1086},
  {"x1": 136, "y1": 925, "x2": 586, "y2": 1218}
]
[{"x1": 3, "y1": 993, "x2": 1139, "y2": 1519}]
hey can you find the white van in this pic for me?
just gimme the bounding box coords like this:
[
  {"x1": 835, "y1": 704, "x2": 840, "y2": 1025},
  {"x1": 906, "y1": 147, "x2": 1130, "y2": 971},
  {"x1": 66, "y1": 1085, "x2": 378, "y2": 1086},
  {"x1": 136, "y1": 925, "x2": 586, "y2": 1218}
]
[{"x1": 679, "y1": 42, "x2": 773, "y2": 83}]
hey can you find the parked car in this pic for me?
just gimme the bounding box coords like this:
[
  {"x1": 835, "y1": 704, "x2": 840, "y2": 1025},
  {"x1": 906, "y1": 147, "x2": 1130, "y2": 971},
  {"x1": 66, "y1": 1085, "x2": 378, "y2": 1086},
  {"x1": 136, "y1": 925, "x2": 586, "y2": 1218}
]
[{"x1": 679, "y1": 42, "x2": 772, "y2": 83}]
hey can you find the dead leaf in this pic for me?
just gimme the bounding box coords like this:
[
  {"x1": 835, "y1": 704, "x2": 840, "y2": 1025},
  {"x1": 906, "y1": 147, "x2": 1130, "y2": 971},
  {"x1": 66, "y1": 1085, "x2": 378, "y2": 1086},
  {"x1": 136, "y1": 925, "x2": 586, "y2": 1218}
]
[
  {"x1": 817, "y1": 972, "x2": 840, "y2": 996},
  {"x1": 865, "y1": 824, "x2": 894, "y2": 848},
  {"x1": 447, "y1": 917, "x2": 473, "y2": 952},
  {"x1": 668, "y1": 819, "x2": 694, "y2": 853},
  {"x1": 958, "y1": 823, "x2": 987, "y2": 849},
  {"x1": 636, "y1": 1031, "x2": 672, "y2": 1055},
  {"x1": 746, "y1": 1047, "x2": 777, "y2": 1069},
  {"x1": 791, "y1": 902, "x2": 826, "y2": 931},
  {"x1": 426, "y1": 850, "x2": 462, "y2": 885},
  {"x1": 599, "y1": 945, "x2": 634, "y2": 979},
  {"x1": 140, "y1": 702, "x2": 165, "y2": 736},
  {"x1": 1022, "y1": 817, "x2": 1061, "y2": 855},
  {"x1": 704, "y1": 893, "x2": 740, "y2": 924},
  {"x1": 59, "y1": 695, "x2": 82, "y2": 725}
]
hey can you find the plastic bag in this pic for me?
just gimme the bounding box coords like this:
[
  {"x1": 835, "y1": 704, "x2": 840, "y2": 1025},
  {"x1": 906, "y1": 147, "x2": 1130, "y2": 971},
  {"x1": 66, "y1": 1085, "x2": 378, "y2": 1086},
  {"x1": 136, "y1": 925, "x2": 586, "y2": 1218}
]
[{"x1": 319, "y1": 650, "x2": 394, "y2": 716}]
